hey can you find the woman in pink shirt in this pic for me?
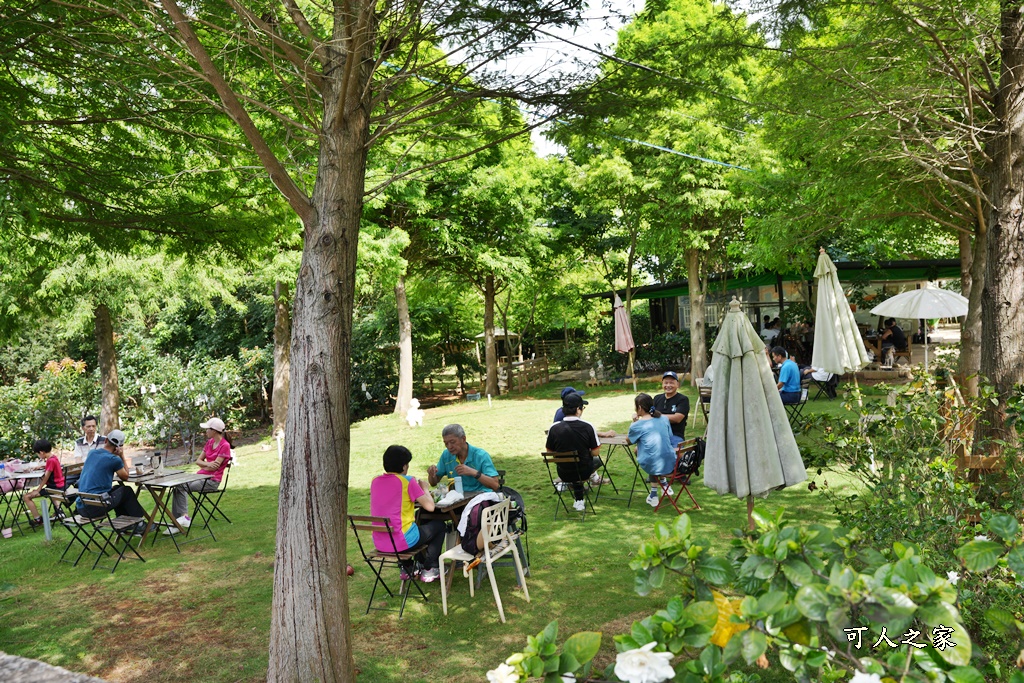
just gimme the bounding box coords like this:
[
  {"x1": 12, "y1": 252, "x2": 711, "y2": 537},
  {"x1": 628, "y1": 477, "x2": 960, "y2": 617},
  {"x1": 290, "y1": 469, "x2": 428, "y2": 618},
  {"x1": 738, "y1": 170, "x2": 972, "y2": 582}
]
[
  {"x1": 166, "y1": 417, "x2": 231, "y2": 534},
  {"x1": 24, "y1": 439, "x2": 66, "y2": 528}
]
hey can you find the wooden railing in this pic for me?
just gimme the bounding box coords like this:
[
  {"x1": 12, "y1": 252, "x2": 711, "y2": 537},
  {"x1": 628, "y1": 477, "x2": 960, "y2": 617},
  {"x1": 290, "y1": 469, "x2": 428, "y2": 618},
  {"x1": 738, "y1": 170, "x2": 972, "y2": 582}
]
[{"x1": 497, "y1": 358, "x2": 550, "y2": 394}]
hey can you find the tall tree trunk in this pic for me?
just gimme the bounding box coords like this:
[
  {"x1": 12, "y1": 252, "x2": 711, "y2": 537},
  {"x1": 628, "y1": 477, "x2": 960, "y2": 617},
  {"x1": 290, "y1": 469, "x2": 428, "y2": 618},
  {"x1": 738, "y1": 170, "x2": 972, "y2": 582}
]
[
  {"x1": 978, "y1": 4, "x2": 1024, "y2": 451},
  {"x1": 500, "y1": 289, "x2": 515, "y2": 392},
  {"x1": 394, "y1": 274, "x2": 413, "y2": 415},
  {"x1": 272, "y1": 281, "x2": 291, "y2": 434},
  {"x1": 959, "y1": 228, "x2": 985, "y2": 397},
  {"x1": 686, "y1": 247, "x2": 707, "y2": 383},
  {"x1": 484, "y1": 274, "x2": 499, "y2": 396},
  {"x1": 267, "y1": 82, "x2": 366, "y2": 683},
  {"x1": 94, "y1": 303, "x2": 120, "y2": 431}
]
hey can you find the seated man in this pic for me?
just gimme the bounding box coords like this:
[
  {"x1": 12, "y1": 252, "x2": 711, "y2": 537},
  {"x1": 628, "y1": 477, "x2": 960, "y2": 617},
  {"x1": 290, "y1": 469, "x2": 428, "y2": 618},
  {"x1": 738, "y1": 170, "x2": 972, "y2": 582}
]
[
  {"x1": 427, "y1": 424, "x2": 500, "y2": 494},
  {"x1": 75, "y1": 429, "x2": 147, "y2": 533},
  {"x1": 801, "y1": 365, "x2": 836, "y2": 399},
  {"x1": 653, "y1": 371, "x2": 689, "y2": 447},
  {"x1": 552, "y1": 386, "x2": 584, "y2": 423},
  {"x1": 879, "y1": 317, "x2": 908, "y2": 364},
  {"x1": 371, "y1": 445, "x2": 446, "y2": 582},
  {"x1": 545, "y1": 392, "x2": 603, "y2": 512},
  {"x1": 771, "y1": 346, "x2": 802, "y2": 404}
]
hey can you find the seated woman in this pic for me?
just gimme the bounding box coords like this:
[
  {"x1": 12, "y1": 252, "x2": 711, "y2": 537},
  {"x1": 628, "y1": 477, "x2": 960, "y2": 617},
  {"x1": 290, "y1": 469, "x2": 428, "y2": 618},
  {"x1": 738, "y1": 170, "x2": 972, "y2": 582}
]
[
  {"x1": 370, "y1": 445, "x2": 447, "y2": 582},
  {"x1": 23, "y1": 439, "x2": 66, "y2": 528},
  {"x1": 166, "y1": 417, "x2": 232, "y2": 534},
  {"x1": 627, "y1": 394, "x2": 678, "y2": 508}
]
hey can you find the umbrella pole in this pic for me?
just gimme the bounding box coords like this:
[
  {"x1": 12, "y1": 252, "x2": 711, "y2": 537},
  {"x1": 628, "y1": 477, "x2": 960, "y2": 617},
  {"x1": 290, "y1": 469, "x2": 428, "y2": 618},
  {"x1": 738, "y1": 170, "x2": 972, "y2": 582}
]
[
  {"x1": 629, "y1": 348, "x2": 637, "y2": 392},
  {"x1": 853, "y1": 374, "x2": 876, "y2": 474},
  {"x1": 746, "y1": 495, "x2": 755, "y2": 531}
]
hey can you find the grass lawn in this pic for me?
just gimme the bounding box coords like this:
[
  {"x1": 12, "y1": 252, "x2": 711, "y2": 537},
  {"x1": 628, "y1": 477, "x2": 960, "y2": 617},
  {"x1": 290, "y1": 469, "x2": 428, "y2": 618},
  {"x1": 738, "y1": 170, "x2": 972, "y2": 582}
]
[{"x1": 0, "y1": 380, "x2": 871, "y2": 682}]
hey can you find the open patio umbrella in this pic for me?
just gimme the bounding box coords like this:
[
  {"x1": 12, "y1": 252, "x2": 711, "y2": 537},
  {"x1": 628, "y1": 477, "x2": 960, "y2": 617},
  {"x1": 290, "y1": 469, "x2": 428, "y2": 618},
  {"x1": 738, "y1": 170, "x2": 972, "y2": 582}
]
[
  {"x1": 613, "y1": 294, "x2": 637, "y2": 391},
  {"x1": 704, "y1": 297, "x2": 806, "y2": 529},
  {"x1": 812, "y1": 248, "x2": 870, "y2": 375},
  {"x1": 870, "y1": 288, "x2": 968, "y2": 371}
]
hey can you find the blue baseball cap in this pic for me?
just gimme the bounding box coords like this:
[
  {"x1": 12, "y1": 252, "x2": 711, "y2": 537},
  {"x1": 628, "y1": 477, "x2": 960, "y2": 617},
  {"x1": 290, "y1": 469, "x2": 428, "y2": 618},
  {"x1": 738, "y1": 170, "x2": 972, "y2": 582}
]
[
  {"x1": 662, "y1": 371, "x2": 679, "y2": 381},
  {"x1": 560, "y1": 386, "x2": 585, "y2": 398}
]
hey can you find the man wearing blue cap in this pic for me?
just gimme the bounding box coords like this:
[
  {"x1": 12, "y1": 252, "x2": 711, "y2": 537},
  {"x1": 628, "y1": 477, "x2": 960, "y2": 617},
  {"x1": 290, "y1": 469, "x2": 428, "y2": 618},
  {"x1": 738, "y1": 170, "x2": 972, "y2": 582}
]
[{"x1": 653, "y1": 371, "x2": 689, "y2": 447}]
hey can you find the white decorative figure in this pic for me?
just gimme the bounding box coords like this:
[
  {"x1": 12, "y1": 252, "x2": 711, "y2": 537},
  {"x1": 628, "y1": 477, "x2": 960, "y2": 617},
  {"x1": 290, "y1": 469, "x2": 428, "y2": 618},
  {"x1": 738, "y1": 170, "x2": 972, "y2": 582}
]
[{"x1": 406, "y1": 398, "x2": 424, "y2": 427}]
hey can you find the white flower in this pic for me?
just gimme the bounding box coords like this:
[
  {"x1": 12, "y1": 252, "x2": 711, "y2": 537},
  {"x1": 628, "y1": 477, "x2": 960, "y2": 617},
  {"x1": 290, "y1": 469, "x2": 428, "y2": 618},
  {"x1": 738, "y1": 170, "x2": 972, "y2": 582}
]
[
  {"x1": 561, "y1": 675, "x2": 576, "y2": 683},
  {"x1": 850, "y1": 673, "x2": 882, "y2": 683},
  {"x1": 947, "y1": 570, "x2": 960, "y2": 585},
  {"x1": 150, "y1": 383, "x2": 158, "y2": 394},
  {"x1": 614, "y1": 642, "x2": 675, "y2": 683},
  {"x1": 974, "y1": 534, "x2": 990, "y2": 542},
  {"x1": 485, "y1": 663, "x2": 519, "y2": 683}
]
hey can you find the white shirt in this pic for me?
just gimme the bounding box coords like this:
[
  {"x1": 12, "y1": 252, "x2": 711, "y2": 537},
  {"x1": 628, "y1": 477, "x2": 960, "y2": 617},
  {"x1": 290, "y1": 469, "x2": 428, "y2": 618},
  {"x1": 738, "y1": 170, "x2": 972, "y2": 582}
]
[
  {"x1": 74, "y1": 435, "x2": 106, "y2": 462},
  {"x1": 760, "y1": 328, "x2": 779, "y2": 342}
]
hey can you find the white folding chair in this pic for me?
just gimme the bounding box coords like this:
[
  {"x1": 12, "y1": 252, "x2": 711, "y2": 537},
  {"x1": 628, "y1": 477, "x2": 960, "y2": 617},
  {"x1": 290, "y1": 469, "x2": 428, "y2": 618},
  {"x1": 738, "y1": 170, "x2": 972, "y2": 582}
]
[{"x1": 438, "y1": 499, "x2": 530, "y2": 623}]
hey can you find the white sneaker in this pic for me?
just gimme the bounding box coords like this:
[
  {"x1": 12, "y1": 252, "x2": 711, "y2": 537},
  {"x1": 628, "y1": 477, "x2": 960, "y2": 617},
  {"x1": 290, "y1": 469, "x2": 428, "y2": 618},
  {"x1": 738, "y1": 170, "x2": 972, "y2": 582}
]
[
  {"x1": 176, "y1": 515, "x2": 191, "y2": 528},
  {"x1": 555, "y1": 481, "x2": 567, "y2": 492},
  {"x1": 573, "y1": 499, "x2": 586, "y2": 512},
  {"x1": 662, "y1": 487, "x2": 674, "y2": 497},
  {"x1": 419, "y1": 567, "x2": 440, "y2": 582},
  {"x1": 646, "y1": 492, "x2": 659, "y2": 507},
  {"x1": 589, "y1": 472, "x2": 602, "y2": 485},
  {"x1": 163, "y1": 526, "x2": 180, "y2": 536}
]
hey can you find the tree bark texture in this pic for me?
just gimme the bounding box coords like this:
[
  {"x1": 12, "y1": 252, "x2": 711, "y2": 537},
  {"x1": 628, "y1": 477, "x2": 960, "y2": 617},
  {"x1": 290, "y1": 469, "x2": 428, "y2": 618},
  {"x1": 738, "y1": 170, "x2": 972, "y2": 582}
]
[
  {"x1": 394, "y1": 274, "x2": 413, "y2": 416},
  {"x1": 687, "y1": 248, "x2": 707, "y2": 383},
  {"x1": 979, "y1": 2, "x2": 1024, "y2": 449},
  {"x1": 484, "y1": 274, "x2": 498, "y2": 396},
  {"x1": 959, "y1": 228, "x2": 984, "y2": 397},
  {"x1": 93, "y1": 303, "x2": 120, "y2": 431},
  {"x1": 273, "y1": 281, "x2": 291, "y2": 434}
]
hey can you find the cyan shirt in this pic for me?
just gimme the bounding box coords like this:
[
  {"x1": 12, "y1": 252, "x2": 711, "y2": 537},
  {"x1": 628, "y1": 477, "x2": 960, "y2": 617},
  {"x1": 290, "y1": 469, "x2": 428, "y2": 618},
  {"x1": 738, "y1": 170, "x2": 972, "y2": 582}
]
[
  {"x1": 779, "y1": 359, "x2": 801, "y2": 393},
  {"x1": 435, "y1": 444, "x2": 499, "y2": 494}
]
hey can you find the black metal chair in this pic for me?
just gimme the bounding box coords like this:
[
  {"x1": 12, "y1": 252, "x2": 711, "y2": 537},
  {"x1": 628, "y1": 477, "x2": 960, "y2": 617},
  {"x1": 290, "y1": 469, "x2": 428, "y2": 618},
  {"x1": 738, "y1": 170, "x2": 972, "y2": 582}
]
[
  {"x1": 184, "y1": 463, "x2": 233, "y2": 544},
  {"x1": 541, "y1": 452, "x2": 595, "y2": 521},
  {"x1": 75, "y1": 492, "x2": 146, "y2": 574},
  {"x1": 348, "y1": 514, "x2": 430, "y2": 619}
]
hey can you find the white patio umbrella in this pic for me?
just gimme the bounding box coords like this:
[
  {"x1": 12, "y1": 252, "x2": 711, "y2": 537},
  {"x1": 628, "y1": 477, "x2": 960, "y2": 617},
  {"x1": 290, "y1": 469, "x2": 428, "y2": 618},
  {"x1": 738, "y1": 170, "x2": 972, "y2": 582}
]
[
  {"x1": 812, "y1": 248, "x2": 870, "y2": 375},
  {"x1": 704, "y1": 297, "x2": 806, "y2": 530},
  {"x1": 613, "y1": 294, "x2": 637, "y2": 392},
  {"x1": 870, "y1": 288, "x2": 968, "y2": 371},
  {"x1": 812, "y1": 248, "x2": 874, "y2": 471}
]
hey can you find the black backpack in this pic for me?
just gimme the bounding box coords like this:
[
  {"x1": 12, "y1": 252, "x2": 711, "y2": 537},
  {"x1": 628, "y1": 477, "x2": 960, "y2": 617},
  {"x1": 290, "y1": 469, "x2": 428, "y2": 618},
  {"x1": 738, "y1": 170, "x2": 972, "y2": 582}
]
[
  {"x1": 675, "y1": 437, "x2": 706, "y2": 479},
  {"x1": 460, "y1": 499, "x2": 499, "y2": 555}
]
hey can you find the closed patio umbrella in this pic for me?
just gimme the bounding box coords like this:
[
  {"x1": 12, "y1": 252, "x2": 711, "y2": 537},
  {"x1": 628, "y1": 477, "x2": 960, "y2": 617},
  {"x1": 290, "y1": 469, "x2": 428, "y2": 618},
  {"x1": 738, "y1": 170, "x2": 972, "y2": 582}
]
[
  {"x1": 870, "y1": 288, "x2": 968, "y2": 371},
  {"x1": 704, "y1": 297, "x2": 806, "y2": 529},
  {"x1": 613, "y1": 294, "x2": 637, "y2": 391},
  {"x1": 812, "y1": 248, "x2": 870, "y2": 375}
]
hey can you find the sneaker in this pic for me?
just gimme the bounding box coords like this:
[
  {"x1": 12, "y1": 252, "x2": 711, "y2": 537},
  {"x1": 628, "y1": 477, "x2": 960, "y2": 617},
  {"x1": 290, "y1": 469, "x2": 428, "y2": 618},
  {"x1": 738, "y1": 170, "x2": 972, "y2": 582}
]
[
  {"x1": 573, "y1": 499, "x2": 586, "y2": 512},
  {"x1": 554, "y1": 481, "x2": 567, "y2": 492},
  {"x1": 662, "y1": 486, "x2": 674, "y2": 497},
  {"x1": 646, "y1": 492, "x2": 659, "y2": 508},
  {"x1": 28, "y1": 517, "x2": 43, "y2": 529},
  {"x1": 589, "y1": 472, "x2": 602, "y2": 485},
  {"x1": 400, "y1": 566, "x2": 417, "y2": 581},
  {"x1": 419, "y1": 567, "x2": 440, "y2": 582},
  {"x1": 176, "y1": 515, "x2": 191, "y2": 528},
  {"x1": 162, "y1": 525, "x2": 180, "y2": 536},
  {"x1": 132, "y1": 521, "x2": 147, "y2": 537}
]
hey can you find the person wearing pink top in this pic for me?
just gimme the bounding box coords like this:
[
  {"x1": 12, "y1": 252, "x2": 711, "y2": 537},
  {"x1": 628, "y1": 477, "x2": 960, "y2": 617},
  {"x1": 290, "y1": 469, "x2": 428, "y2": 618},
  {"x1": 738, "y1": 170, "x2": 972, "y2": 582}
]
[
  {"x1": 166, "y1": 417, "x2": 232, "y2": 534},
  {"x1": 24, "y1": 439, "x2": 66, "y2": 528}
]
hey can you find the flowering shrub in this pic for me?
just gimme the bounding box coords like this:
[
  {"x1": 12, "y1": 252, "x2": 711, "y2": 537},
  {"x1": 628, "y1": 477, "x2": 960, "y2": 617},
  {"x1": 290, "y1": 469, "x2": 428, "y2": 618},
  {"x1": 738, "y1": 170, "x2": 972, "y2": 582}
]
[
  {"x1": 0, "y1": 358, "x2": 97, "y2": 455},
  {"x1": 497, "y1": 509, "x2": 1024, "y2": 682}
]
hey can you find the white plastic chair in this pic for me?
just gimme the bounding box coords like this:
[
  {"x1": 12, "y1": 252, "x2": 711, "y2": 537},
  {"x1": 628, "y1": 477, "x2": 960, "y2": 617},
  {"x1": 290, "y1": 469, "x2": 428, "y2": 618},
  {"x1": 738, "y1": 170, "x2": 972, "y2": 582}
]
[{"x1": 438, "y1": 498, "x2": 530, "y2": 623}]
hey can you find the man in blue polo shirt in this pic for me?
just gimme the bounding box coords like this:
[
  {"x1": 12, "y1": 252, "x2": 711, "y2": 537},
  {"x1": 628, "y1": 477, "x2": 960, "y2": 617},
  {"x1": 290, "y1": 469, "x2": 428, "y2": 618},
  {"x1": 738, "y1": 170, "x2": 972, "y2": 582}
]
[
  {"x1": 771, "y1": 347, "x2": 802, "y2": 404},
  {"x1": 75, "y1": 429, "x2": 148, "y2": 531},
  {"x1": 426, "y1": 424, "x2": 499, "y2": 494}
]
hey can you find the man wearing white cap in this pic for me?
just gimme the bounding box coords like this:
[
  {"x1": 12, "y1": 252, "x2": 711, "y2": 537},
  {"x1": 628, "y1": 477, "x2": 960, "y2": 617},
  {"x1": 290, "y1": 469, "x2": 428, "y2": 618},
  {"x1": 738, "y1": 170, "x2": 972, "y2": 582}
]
[
  {"x1": 75, "y1": 429, "x2": 147, "y2": 531},
  {"x1": 166, "y1": 417, "x2": 232, "y2": 534}
]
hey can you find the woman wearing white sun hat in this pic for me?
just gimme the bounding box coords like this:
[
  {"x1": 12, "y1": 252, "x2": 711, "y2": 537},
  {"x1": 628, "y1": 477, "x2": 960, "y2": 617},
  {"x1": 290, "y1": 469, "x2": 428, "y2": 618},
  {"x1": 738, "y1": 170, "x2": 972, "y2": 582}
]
[{"x1": 166, "y1": 416, "x2": 232, "y2": 534}]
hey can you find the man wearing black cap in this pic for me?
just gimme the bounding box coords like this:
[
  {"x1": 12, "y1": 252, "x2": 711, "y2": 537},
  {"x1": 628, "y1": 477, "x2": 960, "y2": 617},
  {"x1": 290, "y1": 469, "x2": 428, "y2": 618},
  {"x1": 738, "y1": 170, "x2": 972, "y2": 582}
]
[
  {"x1": 654, "y1": 371, "x2": 689, "y2": 447},
  {"x1": 545, "y1": 392, "x2": 602, "y2": 512},
  {"x1": 553, "y1": 386, "x2": 583, "y2": 423}
]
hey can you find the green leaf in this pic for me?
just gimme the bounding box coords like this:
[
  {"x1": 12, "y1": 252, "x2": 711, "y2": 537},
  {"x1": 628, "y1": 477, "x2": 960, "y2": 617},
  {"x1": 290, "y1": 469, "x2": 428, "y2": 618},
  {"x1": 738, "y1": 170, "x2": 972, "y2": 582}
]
[
  {"x1": 757, "y1": 591, "x2": 787, "y2": 616},
  {"x1": 674, "y1": 513, "x2": 692, "y2": 539},
  {"x1": 1010, "y1": 672, "x2": 1024, "y2": 683},
  {"x1": 933, "y1": 621, "x2": 972, "y2": 667},
  {"x1": 697, "y1": 556, "x2": 734, "y2": 585},
  {"x1": 955, "y1": 540, "x2": 1004, "y2": 572},
  {"x1": 948, "y1": 666, "x2": 986, "y2": 683},
  {"x1": 984, "y1": 607, "x2": 1017, "y2": 634},
  {"x1": 558, "y1": 653, "x2": 581, "y2": 674},
  {"x1": 684, "y1": 601, "x2": 720, "y2": 630},
  {"x1": 794, "y1": 584, "x2": 830, "y2": 621},
  {"x1": 1007, "y1": 545, "x2": 1024, "y2": 576},
  {"x1": 563, "y1": 632, "x2": 601, "y2": 666},
  {"x1": 987, "y1": 514, "x2": 1020, "y2": 541},
  {"x1": 741, "y1": 630, "x2": 767, "y2": 665},
  {"x1": 781, "y1": 559, "x2": 814, "y2": 586},
  {"x1": 541, "y1": 621, "x2": 559, "y2": 646},
  {"x1": 649, "y1": 564, "x2": 666, "y2": 589}
]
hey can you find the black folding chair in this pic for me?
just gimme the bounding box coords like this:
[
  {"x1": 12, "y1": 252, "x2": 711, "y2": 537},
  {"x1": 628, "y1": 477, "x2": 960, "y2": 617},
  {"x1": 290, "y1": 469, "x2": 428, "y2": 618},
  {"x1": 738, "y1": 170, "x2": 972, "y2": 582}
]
[
  {"x1": 784, "y1": 386, "x2": 810, "y2": 430},
  {"x1": 76, "y1": 492, "x2": 146, "y2": 574},
  {"x1": 184, "y1": 463, "x2": 233, "y2": 544},
  {"x1": 810, "y1": 373, "x2": 837, "y2": 401},
  {"x1": 348, "y1": 514, "x2": 430, "y2": 619},
  {"x1": 45, "y1": 488, "x2": 103, "y2": 567},
  {"x1": 541, "y1": 452, "x2": 595, "y2": 521}
]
